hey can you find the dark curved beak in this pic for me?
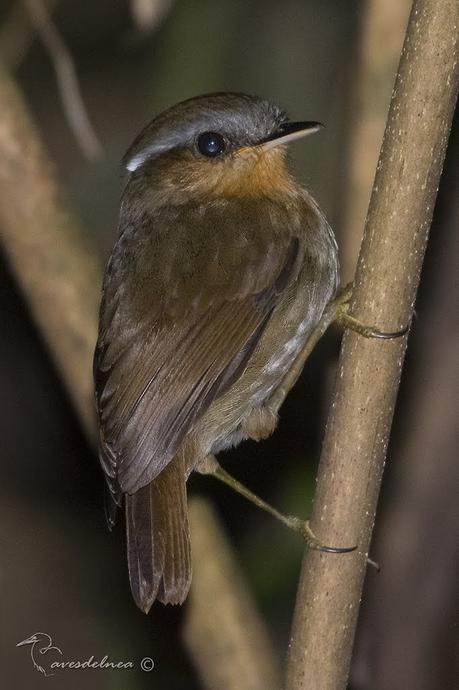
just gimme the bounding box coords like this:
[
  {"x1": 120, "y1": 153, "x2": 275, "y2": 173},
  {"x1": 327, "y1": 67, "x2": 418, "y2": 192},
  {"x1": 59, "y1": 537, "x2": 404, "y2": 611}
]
[{"x1": 261, "y1": 121, "x2": 324, "y2": 149}]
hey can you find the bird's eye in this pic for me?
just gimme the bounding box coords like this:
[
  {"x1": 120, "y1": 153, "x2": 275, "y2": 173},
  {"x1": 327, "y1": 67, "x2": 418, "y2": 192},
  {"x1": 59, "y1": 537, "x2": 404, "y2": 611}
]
[{"x1": 196, "y1": 131, "x2": 226, "y2": 157}]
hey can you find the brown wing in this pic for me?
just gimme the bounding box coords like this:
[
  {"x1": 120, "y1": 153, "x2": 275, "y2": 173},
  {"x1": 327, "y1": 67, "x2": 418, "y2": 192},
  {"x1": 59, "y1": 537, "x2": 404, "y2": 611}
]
[{"x1": 94, "y1": 201, "x2": 302, "y2": 496}]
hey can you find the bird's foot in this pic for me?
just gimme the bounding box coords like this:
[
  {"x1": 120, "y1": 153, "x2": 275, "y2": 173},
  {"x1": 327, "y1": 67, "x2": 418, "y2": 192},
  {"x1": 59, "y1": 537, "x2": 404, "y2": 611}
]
[
  {"x1": 283, "y1": 515, "x2": 356, "y2": 553},
  {"x1": 331, "y1": 282, "x2": 409, "y2": 339}
]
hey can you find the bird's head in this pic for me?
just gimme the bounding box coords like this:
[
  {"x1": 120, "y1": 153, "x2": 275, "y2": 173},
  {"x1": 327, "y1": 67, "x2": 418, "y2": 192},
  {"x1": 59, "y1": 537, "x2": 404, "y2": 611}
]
[{"x1": 122, "y1": 92, "x2": 322, "y2": 203}]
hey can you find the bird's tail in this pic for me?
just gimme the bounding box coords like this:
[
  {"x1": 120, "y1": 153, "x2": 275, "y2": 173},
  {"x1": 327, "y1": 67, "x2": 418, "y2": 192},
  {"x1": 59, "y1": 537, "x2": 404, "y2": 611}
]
[{"x1": 125, "y1": 451, "x2": 191, "y2": 613}]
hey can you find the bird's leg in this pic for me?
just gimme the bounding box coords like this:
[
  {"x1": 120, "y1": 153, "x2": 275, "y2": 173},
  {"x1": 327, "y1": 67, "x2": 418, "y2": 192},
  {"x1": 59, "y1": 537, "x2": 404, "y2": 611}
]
[
  {"x1": 197, "y1": 456, "x2": 356, "y2": 554},
  {"x1": 266, "y1": 282, "x2": 409, "y2": 415},
  {"x1": 202, "y1": 460, "x2": 382, "y2": 567}
]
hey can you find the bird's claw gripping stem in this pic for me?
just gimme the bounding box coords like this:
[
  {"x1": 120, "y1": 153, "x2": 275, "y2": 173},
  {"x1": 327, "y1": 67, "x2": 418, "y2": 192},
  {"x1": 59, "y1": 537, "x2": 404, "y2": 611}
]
[
  {"x1": 332, "y1": 282, "x2": 409, "y2": 340},
  {"x1": 285, "y1": 515, "x2": 357, "y2": 554}
]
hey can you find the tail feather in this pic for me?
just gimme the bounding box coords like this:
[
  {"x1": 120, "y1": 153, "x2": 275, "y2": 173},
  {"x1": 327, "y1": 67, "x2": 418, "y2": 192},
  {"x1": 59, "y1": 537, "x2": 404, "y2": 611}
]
[
  {"x1": 156, "y1": 461, "x2": 191, "y2": 605},
  {"x1": 125, "y1": 452, "x2": 191, "y2": 613}
]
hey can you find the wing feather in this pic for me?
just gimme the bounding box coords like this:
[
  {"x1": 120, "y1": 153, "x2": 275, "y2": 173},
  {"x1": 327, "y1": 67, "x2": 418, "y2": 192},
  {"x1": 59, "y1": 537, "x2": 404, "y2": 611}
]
[{"x1": 95, "y1": 202, "x2": 303, "y2": 495}]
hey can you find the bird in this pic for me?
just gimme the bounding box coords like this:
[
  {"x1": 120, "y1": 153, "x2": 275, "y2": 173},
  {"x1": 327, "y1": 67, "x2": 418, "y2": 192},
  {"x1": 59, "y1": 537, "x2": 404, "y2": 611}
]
[{"x1": 94, "y1": 92, "x2": 339, "y2": 614}]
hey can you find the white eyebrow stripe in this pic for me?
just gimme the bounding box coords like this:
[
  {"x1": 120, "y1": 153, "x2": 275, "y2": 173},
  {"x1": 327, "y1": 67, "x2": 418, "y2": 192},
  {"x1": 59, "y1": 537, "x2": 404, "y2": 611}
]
[
  {"x1": 125, "y1": 147, "x2": 157, "y2": 171},
  {"x1": 125, "y1": 152, "x2": 148, "y2": 172},
  {"x1": 125, "y1": 143, "x2": 170, "y2": 171}
]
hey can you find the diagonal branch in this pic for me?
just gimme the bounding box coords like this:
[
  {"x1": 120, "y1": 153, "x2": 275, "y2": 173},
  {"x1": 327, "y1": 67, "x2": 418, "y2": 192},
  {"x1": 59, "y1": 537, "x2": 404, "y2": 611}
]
[
  {"x1": 286, "y1": 1, "x2": 459, "y2": 688},
  {"x1": 0, "y1": 62, "x2": 100, "y2": 436}
]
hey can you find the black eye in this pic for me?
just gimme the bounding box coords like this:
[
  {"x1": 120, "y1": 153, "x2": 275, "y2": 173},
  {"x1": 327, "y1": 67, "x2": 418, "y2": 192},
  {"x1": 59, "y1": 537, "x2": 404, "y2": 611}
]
[{"x1": 197, "y1": 131, "x2": 226, "y2": 157}]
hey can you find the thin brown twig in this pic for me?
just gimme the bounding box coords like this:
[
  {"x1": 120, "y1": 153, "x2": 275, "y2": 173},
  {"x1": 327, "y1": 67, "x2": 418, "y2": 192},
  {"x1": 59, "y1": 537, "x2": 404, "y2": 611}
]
[{"x1": 23, "y1": 0, "x2": 103, "y2": 161}]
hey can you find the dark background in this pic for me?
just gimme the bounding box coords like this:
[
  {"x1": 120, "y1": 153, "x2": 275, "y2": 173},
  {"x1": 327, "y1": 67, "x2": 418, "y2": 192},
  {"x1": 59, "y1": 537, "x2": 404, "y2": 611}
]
[{"x1": 0, "y1": 1, "x2": 457, "y2": 688}]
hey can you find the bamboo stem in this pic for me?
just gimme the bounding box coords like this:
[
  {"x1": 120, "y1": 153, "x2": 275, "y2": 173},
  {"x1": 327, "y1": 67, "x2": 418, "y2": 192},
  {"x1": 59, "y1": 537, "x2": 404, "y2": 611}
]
[{"x1": 285, "y1": 1, "x2": 459, "y2": 688}]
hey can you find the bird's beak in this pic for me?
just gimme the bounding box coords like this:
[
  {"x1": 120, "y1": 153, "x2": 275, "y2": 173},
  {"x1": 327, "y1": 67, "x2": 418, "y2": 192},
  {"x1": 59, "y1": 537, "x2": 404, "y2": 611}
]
[
  {"x1": 17, "y1": 636, "x2": 35, "y2": 646},
  {"x1": 260, "y1": 121, "x2": 323, "y2": 151}
]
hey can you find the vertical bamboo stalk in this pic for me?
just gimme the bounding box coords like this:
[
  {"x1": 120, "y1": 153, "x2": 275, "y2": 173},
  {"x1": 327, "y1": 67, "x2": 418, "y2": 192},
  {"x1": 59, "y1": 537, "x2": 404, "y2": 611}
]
[{"x1": 286, "y1": 1, "x2": 459, "y2": 688}]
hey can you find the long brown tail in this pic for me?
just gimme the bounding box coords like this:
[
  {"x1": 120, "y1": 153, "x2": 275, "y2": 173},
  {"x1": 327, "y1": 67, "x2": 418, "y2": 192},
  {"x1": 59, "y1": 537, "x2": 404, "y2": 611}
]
[{"x1": 125, "y1": 452, "x2": 191, "y2": 613}]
